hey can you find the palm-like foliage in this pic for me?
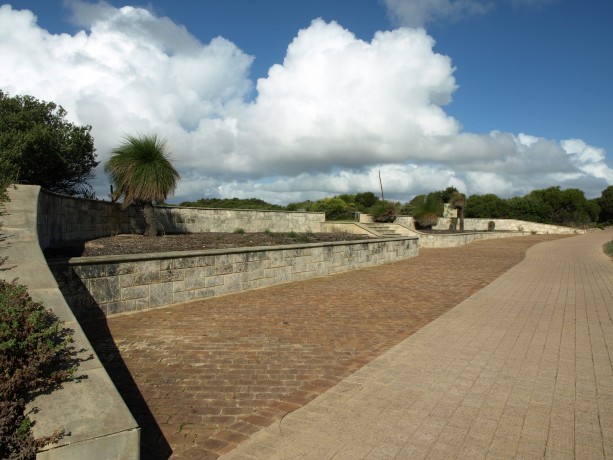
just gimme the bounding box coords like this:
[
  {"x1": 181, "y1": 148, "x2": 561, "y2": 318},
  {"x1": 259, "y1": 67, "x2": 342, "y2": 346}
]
[
  {"x1": 449, "y1": 191, "x2": 466, "y2": 231},
  {"x1": 105, "y1": 134, "x2": 180, "y2": 236}
]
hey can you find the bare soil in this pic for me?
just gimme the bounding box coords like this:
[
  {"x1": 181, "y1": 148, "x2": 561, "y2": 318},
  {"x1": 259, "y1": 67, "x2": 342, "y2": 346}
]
[{"x1": 44, "y1": 232, "x2": 372, "y2": 258}]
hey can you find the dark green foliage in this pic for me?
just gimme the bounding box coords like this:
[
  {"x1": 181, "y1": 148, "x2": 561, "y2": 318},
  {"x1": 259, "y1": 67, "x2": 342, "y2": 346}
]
[
  {"x1": 0, "y1": 90, "x2": 98, "y2": 197},
  {"x1": 409, "y1": 193, "x2": 444, "y2": 228},
  {"x1": 0, "y1": 279, "x2": 75, "y2": 459},
  {"x1": 524, "y1": 187, "x2": 597, "y2": 226},
  {"x1": 105, "y1": 134, "x2": 180, "y2": 236},
  {"x1": 369, "y1": 200, "x2": 398, "y2": 222},
  {"x1": 465, "y1": 194, "x2": 510, "y2": 218},
  {"x1": 466, "y1": 187, "x2": 600, "y2": 227},
  {"x1": 354, "y1": 192, "x2": 379, "y2": 211},
  {"x1": 309, "y1": 197, "x2": 355, "y2": 221},
  {"x1": 440, "y1": 186, "x2": 459, "y2": 204},
  {"x1": 597, "y1": 186, "x2": 613, "y2": 224},
  {"x1": 337, "y1": 194, "x2": 355, "y2": 205},
  {"x1": 179, "y1": 197, "x2": 284, "y2": 210},
  {"x1": 285, "y1": 200, "x2": 314, "y2": 212}
]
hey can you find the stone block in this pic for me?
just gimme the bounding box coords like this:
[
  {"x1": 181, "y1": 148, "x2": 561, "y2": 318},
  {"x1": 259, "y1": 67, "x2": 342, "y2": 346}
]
[
  {"x1": 89, "y1": 277, "x2": 120, "y2": 303},
  {"x1": 183, "y1": 267, "x2": 207, "y2": 290},
  {"x1": 133, "y1": 260, "x2": 160, "y2": 284},
  {"x1": 205, "y1": 275, "x2": 224, "y2": 288},
  {"x1": 172, "y1": 257, "x2": 196, "y2": 269},
  {"x1": 150, "y1": 283, "x2": 174, "y2": 307},
  {"x1": 160, "y1": 268, "x2": 183, "y2": 282},
  {"x1": 122, "y1": 285, "x2": 148, "y2": 300}
]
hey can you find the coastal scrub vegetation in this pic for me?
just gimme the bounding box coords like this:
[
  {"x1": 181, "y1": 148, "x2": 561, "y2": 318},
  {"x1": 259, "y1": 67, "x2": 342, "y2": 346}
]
[
  {"x1": 0, "y1": 90, "x2": 98, "y2": 198},
  {"x1": 181, "y1": 185, "x2": 611, "y2": 228}
]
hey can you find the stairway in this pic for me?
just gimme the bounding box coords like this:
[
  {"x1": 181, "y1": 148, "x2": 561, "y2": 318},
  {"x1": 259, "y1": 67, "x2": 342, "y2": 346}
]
[{"x1": 362, "y1": 223, "x2": 402, "y2": 237}]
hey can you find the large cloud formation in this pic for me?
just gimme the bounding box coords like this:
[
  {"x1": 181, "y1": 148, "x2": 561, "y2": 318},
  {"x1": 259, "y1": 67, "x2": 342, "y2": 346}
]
[{"x1": 0, "y1": 2, "x2": 610, "y2": 203}]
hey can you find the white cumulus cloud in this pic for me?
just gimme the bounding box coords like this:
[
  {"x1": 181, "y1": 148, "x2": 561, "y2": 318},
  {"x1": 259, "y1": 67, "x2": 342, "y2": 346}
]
[{"x1": 0, "y1": 2, "x2": 610, "y2": 204}]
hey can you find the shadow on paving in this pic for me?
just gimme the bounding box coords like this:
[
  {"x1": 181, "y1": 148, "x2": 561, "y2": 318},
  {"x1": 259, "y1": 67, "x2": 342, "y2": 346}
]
[
  {"x1": 80, "y1": 320, "x2": 173, "y2": 459},
  {"x1": 82, "y1": 235, "x2": 568, "y2": 459}
]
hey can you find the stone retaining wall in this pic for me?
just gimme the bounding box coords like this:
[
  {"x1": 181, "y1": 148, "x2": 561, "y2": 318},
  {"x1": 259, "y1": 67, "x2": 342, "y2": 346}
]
[
  {"x1": 49, "y1": 237, "x2": 419, "y2": 320},
  {"x1": 1, "y1": 185, "x2": 139, "y2": 459},
  {"x1": 37, "y1": 189, "x2": 325, "y2": 249},
  {"x1": 413, "y1": 230, "x2": 530, "y2": 248},
  {"x1": 393, "y1": 216, "x2": 581, "y2": 234}
]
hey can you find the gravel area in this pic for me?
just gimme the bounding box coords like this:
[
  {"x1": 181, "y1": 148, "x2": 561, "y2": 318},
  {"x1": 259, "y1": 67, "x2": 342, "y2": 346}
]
[{"x1": 44, "y1": 232, "x2": 373, "y2": 258}]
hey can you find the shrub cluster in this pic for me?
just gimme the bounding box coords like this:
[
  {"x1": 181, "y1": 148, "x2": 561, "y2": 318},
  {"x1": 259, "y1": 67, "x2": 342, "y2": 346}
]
[{"x1": 0, "y1": 279, "x2": 75, "y2": 459}]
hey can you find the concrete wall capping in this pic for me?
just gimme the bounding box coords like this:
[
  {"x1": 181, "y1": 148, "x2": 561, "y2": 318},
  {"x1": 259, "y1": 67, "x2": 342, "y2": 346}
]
[{"x1": 1, "y1": 185, "x2": 140, "y2": 459}]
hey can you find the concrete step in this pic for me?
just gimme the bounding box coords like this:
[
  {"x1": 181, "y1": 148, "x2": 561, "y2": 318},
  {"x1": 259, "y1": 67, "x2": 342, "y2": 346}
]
[{"x1": 363, "y1": 223, "x2": 401, "y2": 237}]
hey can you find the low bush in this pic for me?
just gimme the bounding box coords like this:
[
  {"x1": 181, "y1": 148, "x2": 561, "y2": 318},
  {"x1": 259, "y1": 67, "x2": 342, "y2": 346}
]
[
  {"x1": 370, "y1": 201, "x2": 398, "y2": 223},
  {"x1": 0, "y1": 279, "x2": 75, "y2": 459},
  {"x1": 416, "y1": 212, "x2": 438, "y2": 229}
]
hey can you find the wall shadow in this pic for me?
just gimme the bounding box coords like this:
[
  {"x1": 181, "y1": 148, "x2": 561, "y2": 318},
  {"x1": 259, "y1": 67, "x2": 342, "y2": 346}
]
[{"x1": 48, "y1": 262, "x2": 172, "y2": 459}]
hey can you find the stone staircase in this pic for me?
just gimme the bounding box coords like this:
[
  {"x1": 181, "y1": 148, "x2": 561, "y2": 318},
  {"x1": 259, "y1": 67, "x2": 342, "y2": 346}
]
[{"x1": 362, "y1": 223, "x2": 402, "y2": 237}]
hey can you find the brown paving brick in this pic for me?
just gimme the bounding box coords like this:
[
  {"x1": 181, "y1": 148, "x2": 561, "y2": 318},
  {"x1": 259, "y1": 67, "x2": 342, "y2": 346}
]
[{"x1": 81, "y1": 235, "x2": 564, "y2": 458}]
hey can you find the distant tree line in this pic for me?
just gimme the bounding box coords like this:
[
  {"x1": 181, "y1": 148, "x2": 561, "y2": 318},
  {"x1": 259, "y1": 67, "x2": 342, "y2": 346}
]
[
  {"x1": 181, "y1": 185, "x2": 613, "y2": 228},
  {"x1": 179, "y1": 197, "x2": 284, "y2": 210}
]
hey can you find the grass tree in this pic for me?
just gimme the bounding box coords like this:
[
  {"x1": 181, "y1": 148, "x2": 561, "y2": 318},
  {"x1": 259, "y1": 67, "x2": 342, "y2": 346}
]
[
  {"x1": 449, "y1": 191, "x2": 466, "y2": 231},
  {"x1": 105, "y1": 134, "x2": 180, "y2": 237}
]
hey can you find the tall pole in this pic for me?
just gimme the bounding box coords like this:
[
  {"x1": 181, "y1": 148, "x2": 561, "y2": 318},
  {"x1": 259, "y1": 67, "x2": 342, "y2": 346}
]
[{"x1": 379, "y1": 170, "x2": 384, "y2": 202}]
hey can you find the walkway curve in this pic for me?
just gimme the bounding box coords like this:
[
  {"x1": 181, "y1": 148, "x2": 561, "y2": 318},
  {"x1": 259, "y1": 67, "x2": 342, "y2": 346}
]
[{"x1": 223, "y1": 230, "x2": 613, "y2": 459}]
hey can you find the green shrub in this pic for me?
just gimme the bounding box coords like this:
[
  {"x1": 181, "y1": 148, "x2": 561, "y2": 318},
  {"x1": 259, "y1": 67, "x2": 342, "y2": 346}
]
[
  {"x1": 0, "y1": 279, "x2": 75, "y2": 459},
  {"x1": 310, "y1": 197, "x2": 354, "y2": 221},
  {"x1": 488, "y1": 221, "x2": 496, "y2": 231},
  {"x1": 233, "y1": 228, "x2": 245, "y2": 234},
  {"x1": 370, "y1": 201, "x2": 398, "y2": 223},
  {"x1": 411, "y1": 193, "x2": 443, "y2": 228}
]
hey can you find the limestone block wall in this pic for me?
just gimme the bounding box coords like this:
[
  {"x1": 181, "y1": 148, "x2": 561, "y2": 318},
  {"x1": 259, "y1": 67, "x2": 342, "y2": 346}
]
[
  {"x1": 153, "y1": 206, "x2": 324, "y2": 234},
  {"x1": 415, "y1": 230, "x2": 530, "y2": 248},
  {"x1": 37, "y1": 189, "x2": 325, "y2": 248},
  {"x1": 453, "y1": 218, "x2": 581, "y2": 234},
  {"x1": 394, "y1": 216, "x2": 581, "y2": 234},
  {"x1": 49, "y1": 237, "x2": 418, "y2": 320}
]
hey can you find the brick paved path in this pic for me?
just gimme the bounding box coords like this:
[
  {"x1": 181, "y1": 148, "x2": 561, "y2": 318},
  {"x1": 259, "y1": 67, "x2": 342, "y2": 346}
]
[
  {"x1": 223, "y1": 230, "x2": 613, "y2": 459},
  {"x1": 83, "y1": 234, "x2": 570, "y2": 459}
]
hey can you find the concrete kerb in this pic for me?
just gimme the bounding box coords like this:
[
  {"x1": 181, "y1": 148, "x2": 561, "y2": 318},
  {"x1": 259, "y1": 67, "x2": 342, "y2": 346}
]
[{"x1": 0, "y1": 185, "x2": 139, "y2": 459}]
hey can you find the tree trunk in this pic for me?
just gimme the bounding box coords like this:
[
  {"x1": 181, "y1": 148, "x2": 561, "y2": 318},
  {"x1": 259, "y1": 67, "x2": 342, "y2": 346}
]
[
  {"x1": 142, "y1": 202, "x2": 159, "y2": 237},
  {"x1": 459, "y1": 206, "x2": 465, "y2": 231}
]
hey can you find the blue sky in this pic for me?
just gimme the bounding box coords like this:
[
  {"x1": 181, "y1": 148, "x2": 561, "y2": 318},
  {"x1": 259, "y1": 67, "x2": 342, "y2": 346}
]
[{"x1": 1, "y1": 0, "x2": 612, "y2": 203}]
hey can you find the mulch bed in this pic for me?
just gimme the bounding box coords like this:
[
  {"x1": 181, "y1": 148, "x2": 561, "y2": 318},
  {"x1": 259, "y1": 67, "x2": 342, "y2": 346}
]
[{"x1": 44, "y1": 232, "x2": 373, "y2": 258}]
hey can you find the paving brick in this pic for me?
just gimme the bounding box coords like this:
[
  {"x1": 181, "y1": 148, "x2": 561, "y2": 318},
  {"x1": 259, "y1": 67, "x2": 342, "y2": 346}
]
[{"x1": 79, "y1": 231, "x2": 613, "y2": 458}]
